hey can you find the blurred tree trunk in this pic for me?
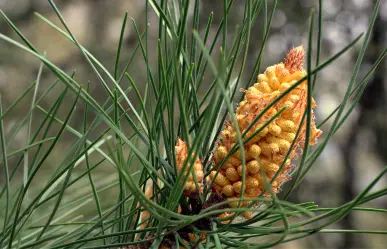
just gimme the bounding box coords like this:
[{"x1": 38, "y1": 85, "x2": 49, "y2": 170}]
[{"x1": 340, "y1": 6, "x2": 386, "y2": 249}]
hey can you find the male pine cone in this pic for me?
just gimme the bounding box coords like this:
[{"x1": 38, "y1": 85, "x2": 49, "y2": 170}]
[
  {"x1": 175, "y1": 138, "x2": 205, "y2": 196},
  {"x1": 210, "y1": 45, "x2": 322, "y2": 212}
]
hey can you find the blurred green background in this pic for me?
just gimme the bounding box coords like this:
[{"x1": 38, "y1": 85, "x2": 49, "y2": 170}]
[{"x1": 0, "y1": 0, "x2": 386, "y2": 248}]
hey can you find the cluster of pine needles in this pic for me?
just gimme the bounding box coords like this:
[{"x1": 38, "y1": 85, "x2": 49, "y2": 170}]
[{"x1": 0, "y1": 0, "x2": 386, "y2": 248}]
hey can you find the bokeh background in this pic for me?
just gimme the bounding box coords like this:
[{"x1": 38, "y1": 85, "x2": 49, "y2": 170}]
[{"x1": 0, "y1": 0, "x2": 386, "y2": 248}]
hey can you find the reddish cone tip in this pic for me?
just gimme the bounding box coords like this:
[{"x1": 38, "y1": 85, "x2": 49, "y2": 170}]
[{"x1": 284, "y1": 45, "x2": 305, "y2": 73}]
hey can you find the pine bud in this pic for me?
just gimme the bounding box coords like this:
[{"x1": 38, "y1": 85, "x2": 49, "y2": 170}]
[
  {"x1": 175, "y1": 138, "x2": 204, "y2": 196},
  {"x1": 210, "y1": 45, "x2": 322, "y2": 220}
]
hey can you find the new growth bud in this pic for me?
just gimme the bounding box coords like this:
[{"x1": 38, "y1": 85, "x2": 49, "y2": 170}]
[
  {"x1": 209, "y1": 45, "x2": 322, "y2": 220},
  {"x1": 175, "y1": 138, "x2": 205, "y2": 196}
]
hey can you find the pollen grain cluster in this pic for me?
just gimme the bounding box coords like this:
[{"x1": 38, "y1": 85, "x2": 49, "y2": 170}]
[
  {"x1": 209, "y1": 45, "x2": 322, "y2": 215},
  {"x1": 175, "y1": 138, "x2": 204, "y2": 196}
]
